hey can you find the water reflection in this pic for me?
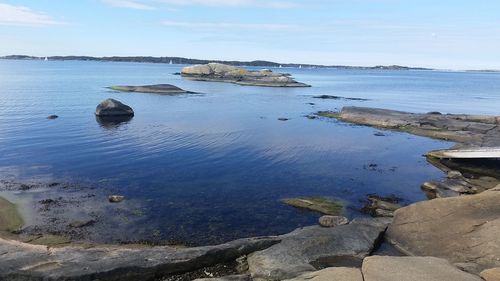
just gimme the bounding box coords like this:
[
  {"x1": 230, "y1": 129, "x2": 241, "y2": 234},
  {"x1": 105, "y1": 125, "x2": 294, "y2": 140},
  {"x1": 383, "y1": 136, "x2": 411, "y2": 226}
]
[{"x1": 96, "y1": 115, "x2": 133, "y2": 128}]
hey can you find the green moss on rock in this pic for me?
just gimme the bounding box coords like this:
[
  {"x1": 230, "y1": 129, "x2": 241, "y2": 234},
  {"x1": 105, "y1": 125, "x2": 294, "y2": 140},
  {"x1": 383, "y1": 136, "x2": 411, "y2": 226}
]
[
  {"x1": 0, "y1": 196, "x2": 24, "y2": 232},
  {"x1": 281, "y1": 197, "x2": 344, "y2": 215},
  {"x1": 317, "y1": 111, "x2": 340, "y2": 119}
]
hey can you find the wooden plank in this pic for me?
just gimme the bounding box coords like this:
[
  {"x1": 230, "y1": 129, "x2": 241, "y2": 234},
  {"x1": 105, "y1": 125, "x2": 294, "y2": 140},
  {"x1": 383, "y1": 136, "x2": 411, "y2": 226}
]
[{"x1": 428, "y1": 148, "x2": 500, "y2": 159}]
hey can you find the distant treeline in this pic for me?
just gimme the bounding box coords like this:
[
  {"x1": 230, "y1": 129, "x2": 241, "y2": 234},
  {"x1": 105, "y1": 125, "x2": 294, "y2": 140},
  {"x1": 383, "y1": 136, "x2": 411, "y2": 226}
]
[{"x1": 0, "y1": 55, "x2": 431, "y2": 70}]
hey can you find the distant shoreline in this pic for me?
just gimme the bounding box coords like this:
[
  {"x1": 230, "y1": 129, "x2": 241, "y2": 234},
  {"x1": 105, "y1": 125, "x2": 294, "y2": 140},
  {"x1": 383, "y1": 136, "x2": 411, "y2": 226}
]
[{"x1": 0, "y1": 55, "x2": 433, "y2": 71}]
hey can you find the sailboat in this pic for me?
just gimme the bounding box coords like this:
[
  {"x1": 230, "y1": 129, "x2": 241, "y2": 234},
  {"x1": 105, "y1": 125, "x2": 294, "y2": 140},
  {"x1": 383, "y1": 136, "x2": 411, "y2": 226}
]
[
  {"x1": 279, "y1": 65, "x2": 282, "y2": 68},
  {"x1": 299, "y1": 65, "x2": 302, "y2": 69},
  {"x1": 169, "y1": 59, "x2": 173, "y2": 65},
  {"x1": 44, "y1": 57, "x2": 48, "y2": 61}
]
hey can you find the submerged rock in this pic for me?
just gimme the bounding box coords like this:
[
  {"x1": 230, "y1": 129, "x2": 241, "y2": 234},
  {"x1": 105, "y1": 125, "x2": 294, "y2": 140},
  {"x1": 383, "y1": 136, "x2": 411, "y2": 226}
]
[
  {"x1": 313, "y1": 95, "x2": 369, "y2": 101},
  {"x1": 281, "y1": 197, "x2": 343, "y2": 215},
  {"x1": 181, "y1": 63, "x2": 310, "y2": 87},
  {"x1": 95, "y1": 98, "x2": 134, "y2": 117},
  {"x1": 108, "y1": 195, "x2": 125, "y2": 203},
  {"x1": 386, "y1": 185, "x2": 500, "y2": 272},
  {"x1": 47, "y1": 114, "x2": 58, "y2": 119},
  {"x1": 362, "y1": 256, "x2": 482, "y2": 281},
  {"x1": 108, "y1": 84, "x2": 192, "y2": 95},
  {"x1": 247, "y1": 218, "x2": 389, "y2": 280},
  {"x1": 361, "y1": 194, "x2": 401, "y2": 218},
  {"x1": 68, "y1": 219, "x2": 95, "y2": 228}
]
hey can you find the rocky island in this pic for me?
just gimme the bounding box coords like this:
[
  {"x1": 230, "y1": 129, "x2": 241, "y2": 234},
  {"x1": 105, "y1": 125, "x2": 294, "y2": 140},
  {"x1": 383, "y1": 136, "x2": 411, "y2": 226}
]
[{"x1": 181, "y1": 63, "x2": 310, "y2": 87}]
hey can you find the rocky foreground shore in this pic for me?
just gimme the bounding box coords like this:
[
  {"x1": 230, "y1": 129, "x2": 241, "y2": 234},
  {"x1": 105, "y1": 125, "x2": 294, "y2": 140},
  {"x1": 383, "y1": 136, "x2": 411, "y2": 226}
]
[
  {"x1": 181, "y1": 63, "x2": 310, "y2": 87},
  {"x1": 2, "y1": 106, "x2": 500, "y2": 280}
]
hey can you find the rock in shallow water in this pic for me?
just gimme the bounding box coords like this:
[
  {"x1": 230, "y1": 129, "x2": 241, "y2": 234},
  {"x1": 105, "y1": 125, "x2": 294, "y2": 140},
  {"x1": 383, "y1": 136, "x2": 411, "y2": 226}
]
[
  {"x1": 318, "y1": 215, "x2": 349, "y2": 227},
  {"x1": 95, "y1": 98, "x2": 134, "y2": 117},
  {"x1": 108, "y1": 195, "x2": 125, "y2": 203},
  {"x1": 281, "y1": 197, "x2": 343, "y2": 215}
]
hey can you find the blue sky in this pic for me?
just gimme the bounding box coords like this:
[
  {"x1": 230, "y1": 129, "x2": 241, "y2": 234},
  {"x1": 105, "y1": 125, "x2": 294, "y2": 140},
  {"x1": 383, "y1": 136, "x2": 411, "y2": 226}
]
[{"x1": 0, "y1": 0, "x2": 499, "y2": 69}]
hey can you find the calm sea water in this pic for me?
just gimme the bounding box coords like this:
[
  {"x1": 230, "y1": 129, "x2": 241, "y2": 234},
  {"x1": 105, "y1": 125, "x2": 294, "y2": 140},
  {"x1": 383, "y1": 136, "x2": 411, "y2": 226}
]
[{"x1": 1, "y1": 60, "x2": 499, "y2": 244}]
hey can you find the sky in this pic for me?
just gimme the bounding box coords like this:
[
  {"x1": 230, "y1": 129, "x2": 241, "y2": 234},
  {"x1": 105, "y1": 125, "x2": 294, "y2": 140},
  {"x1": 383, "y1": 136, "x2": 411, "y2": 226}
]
[{"x1": 0, "y1": 0, "x2": 499, "y2": 69}]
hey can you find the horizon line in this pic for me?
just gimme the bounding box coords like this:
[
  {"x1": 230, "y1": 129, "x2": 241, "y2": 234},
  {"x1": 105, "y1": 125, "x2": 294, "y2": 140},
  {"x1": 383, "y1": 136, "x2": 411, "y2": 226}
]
[{"x1": 1, "y1": 54, "x2": 499, "y2": 73}]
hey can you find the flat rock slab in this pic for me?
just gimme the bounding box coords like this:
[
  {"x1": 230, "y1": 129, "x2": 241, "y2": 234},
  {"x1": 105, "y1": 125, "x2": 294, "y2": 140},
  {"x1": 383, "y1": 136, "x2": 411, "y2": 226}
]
[
  {"x1": 181, "y1": 63, "x2": 310, "y2": 87},
  {"x1": 333, "y1": 106, "x2": 500, "y2": 146},
  {"x1": 247, "y1": 218, "x2": 389, "y2": 281},
  {"x1": 108, "y1": 84, "x2": 192, "y2": 95},
  {"x1": 428, "y1": 147, "x2": 500, "y2": 159},
  {"x1": 0, "y1": 236, "x2": 280, "y2": 281},
  {"x1": 387, "y1": 185, "x2": 500, "y2": 272},
  {"x1": 194, "y1": 274, "x2": 251, "y2": 281},
  {"x1": 481, "y1": 267, "x2": 500, "y2": 281},
  {"x1": 284, "y1": 267, "x2": 363, "y2": 281},
  {"x1": 362, "y1": 256, "x2": 482, "y2": 281}
]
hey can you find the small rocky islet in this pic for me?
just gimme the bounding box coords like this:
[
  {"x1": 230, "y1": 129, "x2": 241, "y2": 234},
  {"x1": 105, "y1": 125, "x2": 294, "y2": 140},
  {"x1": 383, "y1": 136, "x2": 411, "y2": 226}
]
[
  {"x1": 2, "y1": 67, "x2": 500, "y2": 280},
  {"x1": 181, "y1": 63, "x2": 310, "y2": 87},
  {"x1": 108, "y1": 84, "x2": 193, "y2": 95}
]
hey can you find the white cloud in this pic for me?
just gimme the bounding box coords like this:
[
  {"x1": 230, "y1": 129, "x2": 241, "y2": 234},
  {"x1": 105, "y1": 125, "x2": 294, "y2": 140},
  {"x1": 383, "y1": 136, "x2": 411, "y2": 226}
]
[
  {"x1": 157, "y1": 0, "x2": 297, "y2": 8},
  {"x1": 102, "y1": 0, "x2": 155, "y2": 10},
  {"x1": 161, "y1": 20, "x2": 297, "y2": 31},
  {"x1": 0, "y1": 3, "x2": 64, "y2": 26}
]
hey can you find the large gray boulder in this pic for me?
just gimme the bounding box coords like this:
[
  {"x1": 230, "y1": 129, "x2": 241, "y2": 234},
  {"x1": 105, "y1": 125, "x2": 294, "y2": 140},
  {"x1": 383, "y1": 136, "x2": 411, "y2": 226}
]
[
  {"x1": 362, "y1": 256, "x2": 482, "y2": 281},
  {"x1": 386, "y1": 185, "x2": 500, "y2": 272},
  {"x1": 95, "y1": 98, "x2": 134, "y2": 117},
  {"x1": 247, "y1": 218, "x2": 389, "y2": 281}
]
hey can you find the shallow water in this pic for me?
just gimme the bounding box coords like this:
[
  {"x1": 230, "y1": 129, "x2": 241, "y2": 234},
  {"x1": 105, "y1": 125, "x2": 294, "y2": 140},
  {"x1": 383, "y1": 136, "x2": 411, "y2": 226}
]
[{"x1": 1, "y1": 60, "x2": 499, "y2": 244}]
